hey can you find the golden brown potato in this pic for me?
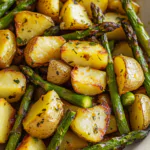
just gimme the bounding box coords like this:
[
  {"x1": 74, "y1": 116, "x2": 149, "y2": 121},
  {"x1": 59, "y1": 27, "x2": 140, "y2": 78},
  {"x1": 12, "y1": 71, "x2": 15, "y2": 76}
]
[
  {"x1": 70, "y1": 105, "x2": 110, "y2": 142},
  {"x1": 0, "y1": 98, "x2": 16, "y2": 143},
  {"x1": 15, "y1": 11, "x2": 54, "y2": 46},
  {"x1": 0, "y1": 69, "x2": 26, "y2": 103},
  {"x1": 114, "y1": 55, "x2": 145, "y2": 95},
  {"x1": 61, "y1": 40, "x2": 108, "y2": 70},
  {"x1": 112, "y1": 41, "x2": 134, "y2": 58},
  {"x1": 134, "y1": 87, "x2": 147, "y2": 95},
  {"x1": 37, "y1": 0, "x2": 59, "y2": 22},
  {"x1": 23, "y1": 90, "x2": 64, "y2": 139},
  {"x1": 16, "y1": 135, "x2": 46, "y2": 150},
  {"x1": 60, "y1": 0, "x2": 92, "y2": 30},
  {"x1": 106, "y1": 115, "x2": 117, "y2": 134},
  {"x1": 71, "y1": 66, "x2": 107, "y2": 96},
  {"x1": 104, "y1": 13, "x2": 127, "y2": 40},
  {"x1": 59, "y1": 130, "x2": 88, "y2": 150},
  {"x1": 77, "y1": 0, "x2": 108, "y2": 18},
  {"x1": 24, "y1": 36, "x2": 66, "y2": 67},
  {"x1": 0, "y1": 30, "x2": 16, "y2": 68},
  {"x1": 47, "y1": 60, "x2": 72, "y2": 85},
  {"x1": 129, "y1": 94, "x2": 150, "y2": 130},
  {"x1": 108, "y1": 0, "x2": 140, "y2": 14}
]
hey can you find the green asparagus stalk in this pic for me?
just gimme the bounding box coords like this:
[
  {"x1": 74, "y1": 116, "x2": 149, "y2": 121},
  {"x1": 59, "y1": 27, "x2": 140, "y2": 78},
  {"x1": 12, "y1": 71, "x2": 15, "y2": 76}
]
[
  {"x1": 0, "y1": 0, "x2": 36, "y2": 29},
  {"x1": 20, "y1": 65, "x2": 93, "y2": 108},
  {"x1": 44, "y1": 25, "x2": 60, "y2": 36},
  {"x1": 0, "y1": 0, "x2": 15, "y2": 18},
  {"x1": 82, "y1": 129, "x2": 149, "y2": 150},
  {"x1": 61, "y1": 22, "x2": 120, "y2": 40},
  {"x1": 121, "y1": 92, "x2": 135, "y2": 106},
  {"x1": 91, "y1": 2, "x2": 129, "y2": 134},
  {"x1": 47, "y1": 110, "x2": 76, "y2": 150},
  {"x1": 121, "y1": 0, "x2": 150, "y2": 57},
  {"x1": 5, "y1": 85, "x2": 34, "y2": 150},
  {"x1": 121, "y1": 20, "x2": 150, "y2": 97}
]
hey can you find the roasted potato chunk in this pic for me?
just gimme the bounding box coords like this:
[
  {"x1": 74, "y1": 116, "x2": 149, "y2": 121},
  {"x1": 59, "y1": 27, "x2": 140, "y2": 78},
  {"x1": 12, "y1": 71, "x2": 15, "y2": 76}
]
[
  {"x1": 129, "y1": 94, "x2": 150, "y2": 130},
  {"x1": 70, "y1": 105, "x2": 110, "y2": 142},
  {"x1": 59, "y1": 130, "x2": 88, "y2": 150},
  {"x1": 61, "y1": 40, "x2": 108, "y2": 70},
  {"x1": 0, "y1": 69, "x2": 26, "y2": 103},
  {"x1": 112, "y1": 41, "x2": 134, "y2": 57},
  {"x1": 71, "y1": 66, "x2": 107, "y2": 96},
  {"x1": 24, "y1": 36, "x2": 66, "y2": 67},
  {"x1": 114, "y1": 55, "x2": 144, "y2": 95},
  {"x1": 104, "y1": 13, "x2": 127, "y2": 40},
  {"x1": 37, "y1": 0, "x2": 59, "y2": 22},
  {"x1": 47, "y1": 60, "x2": 71, "y2": 85},
  {"x1": 60, "y1": 0, "x2": 92, "y2": 30},
  {"x1": 108, "y1": 0, "x2": 140, "y2": 14},
  {"x1": 23, "y1": 90, "x2": 64, "y2": 139},
  {"x1": 15, "y1": 11, "x2": 54, "y2": 46},
  {"x1": 0, "y1": 98, "x2": 16, "y2": 143},
  {"x1": 106, "y1": 115, "x2": 117, "y2": 134},
  {"x1": 0, "y1": 30, "x2": 16, "y2": 68},
  {"x1": 77, "y1": 0, "x2": 108, "y2": 18},
  {"x1": 16, "y1": 135, "x2": 46, "y2": 150}
]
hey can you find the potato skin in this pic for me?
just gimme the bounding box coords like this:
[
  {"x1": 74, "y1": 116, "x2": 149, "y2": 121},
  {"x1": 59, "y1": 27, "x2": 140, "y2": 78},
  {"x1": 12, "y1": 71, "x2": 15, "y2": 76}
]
[
  {"x1": 15, "y1": 11, "x2": 54, "y2": 46},
  {"x1": 16, "y1": 135, "x2": 46, "y2": 150},
  {"x1": 24, "y1": 36, "x2": 66, "y2": 67},
  {"x1": 114, "y1": 55, "x2": 145, "y2": 95},
  {"x1": 61, "y1": 40, "x2": 108, "y2": 70},
  {"x1": 37, "y1": 0, "x2": 59, "y2": 22},
  {"x1": 60, "y1": 0, "x2": 92, "y2": 30},
  {"x1": 23, "y1": 90, "x2": 64, "y2": 139},
  {"x1": 0, "y1": 98, "x2": 16, "y2": 143},
  {"x1": 47, "y1": 60, "x2": 72, "y2": 85},
  {"x1": 104, "y1": 13, "x2": 127, "y2": 40},
  {"x1": 71, "y1": 66, "x2": 107, "y2": 96},
  {"x1": 0, "y1": 69, "x2": 26, "y2": 103},
  {"x1": 70, "y1": 105, "x2": 110, "y2": 142},
  {"x1": 129, "y1": 94, "x2": 150, "y2": 130},
  {"x1": 0, "y1": 30, "x2": 16, "y2": 68}
]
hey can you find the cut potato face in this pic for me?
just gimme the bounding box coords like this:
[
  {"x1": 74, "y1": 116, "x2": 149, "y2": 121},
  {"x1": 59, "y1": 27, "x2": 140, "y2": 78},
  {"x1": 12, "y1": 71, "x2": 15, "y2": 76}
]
[
  {"x1": 24, "y1": 36, "x2": 66, "y2": 67},
  {"x1": 77, "y1": 0, "x2": 108, "y2": 18},
  {"x1": 114, "y1": 55, "x2": 145, "y2": 95},
  {"x1": 15, "y1": 11, "x2": 54, "y2": 46},
  {"x1": 23, "y1": 90, "x2": 64, "y2": 139},
  {"x1": 0, "y1": 98, "x2": 16, "y2": 143},
  {"x1": 16, "y1": 135, "x2": 46, "y2": 150},
  {"x1": 129, "y1": 94, "x2": 150, "y2": 130},
  {"x1": 108, "y1": 0, "x2": 139, "y2": 14},
  {"x1": 0, "y1": 69, "x2": 26, "y2": 103},
  {"x1": 104, "y1": 13, "x2": 127, "y2": 40},
  {"x1": 112, "y1": 41, "x2": 134, "y2": 58},
  {"x1": 0, "y1": 30, "x2": 16, "y2": 69},
  {"x1": 60, "y1": 0, "x2": 92, "y2": 30},
  {"x1": 71, "y1": 66, "x2": 107, "y2": 96},
  {"x1": 61, "y1": 40, "x2": 108, "y2": 70},
  {"x1": 70, "y1": 105, "x2": 110, "y2": 142},
  {"x1": 47, "y1": 60, "x2": 72, "y2": 85},
  {"x1": 59, "y1": 130, "x2": 88, "y2": 150},
  {"x1": 37, "y1": 0, "x2": 59, "y2": 22}
]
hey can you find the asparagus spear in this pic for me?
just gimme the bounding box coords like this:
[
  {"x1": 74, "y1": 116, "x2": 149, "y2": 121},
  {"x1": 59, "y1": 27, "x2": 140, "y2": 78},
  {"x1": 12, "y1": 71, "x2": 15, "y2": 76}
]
[
  {"x1": 121, "y1": 0, "x2": 150, "y2": 57},
  {"x1": 82, "y1": 129, "x2": 149, "y2": 150},
  {"x1": 61, "y1": 22, "x2": 120, "y2": 40},
  {"x1": 91, "y1": 2, "x2": 129, "y2": 134},
  {"x1": 44, "y1": 25, "x2": 60, "y2": 36},
  {"x1": 121, "y1": 20, "x2": 150, "y2": 97},
  {"x1": 0, "y1": 0, "x2": 36, "y2": 29},
  {"x1": 0, "y1": 0, "x2": 15, "y2": 18},
  {"x1": 5, "y1": 85, "x2": 34, "y2": 150},
  {"x1": 20, "y1": 65, "x2": 93, "y2": 108},
  {"x1": 47, "y1": 110, "x2": 76, "y2": 150}
]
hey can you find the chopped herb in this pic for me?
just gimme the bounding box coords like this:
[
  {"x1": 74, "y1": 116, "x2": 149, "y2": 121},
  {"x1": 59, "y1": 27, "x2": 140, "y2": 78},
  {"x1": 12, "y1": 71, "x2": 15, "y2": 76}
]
[
  {"x1": 92, "y1": 116, "x2": 96, "y2": 120},
  {"x1": 93, "y1": 124, "x2": 98, "y2": 134},
  {"x1": 13, "y1": 79, "x2": 20, "y2": 84},
  {"x1": 89, "y1": 42, "x2": 97, "y2": 46},
  {"x1": 72, "y1": 48, "x2": 77, "y2": 54},
  {"x1": 56, "y1": 71, "x2": 59, "y2": 75},
  {"x1": 33, "y1": 137, "x2": 38, "y2": 142},
  {"x1": 42, "y1": 108, "x2": 46, "y2": 111}
]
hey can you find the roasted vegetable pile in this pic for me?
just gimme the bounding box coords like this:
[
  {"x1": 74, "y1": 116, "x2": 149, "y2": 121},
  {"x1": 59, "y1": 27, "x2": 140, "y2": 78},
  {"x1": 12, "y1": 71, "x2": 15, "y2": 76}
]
[{"x1": 0, "y1": 0, "x2": 150, "y2": 150}]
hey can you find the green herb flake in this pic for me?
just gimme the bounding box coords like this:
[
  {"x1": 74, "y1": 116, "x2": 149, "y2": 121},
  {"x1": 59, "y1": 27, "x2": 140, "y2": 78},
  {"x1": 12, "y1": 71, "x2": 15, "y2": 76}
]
[{"x1": 13, "y1": 79, "x2": 20, "y2": 84}]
